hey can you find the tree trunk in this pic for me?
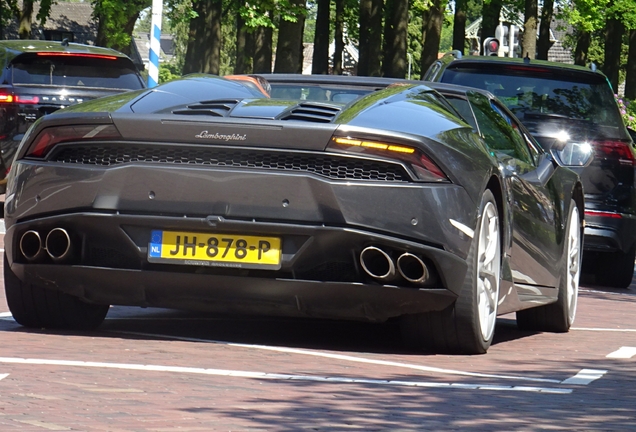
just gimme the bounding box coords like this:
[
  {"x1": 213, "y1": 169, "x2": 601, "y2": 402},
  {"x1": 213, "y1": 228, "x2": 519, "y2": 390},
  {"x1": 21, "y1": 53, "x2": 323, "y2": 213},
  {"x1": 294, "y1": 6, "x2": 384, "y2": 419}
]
[
  {"x1": 382, "y1": 0, "x2": 408, "y2": 77},
  {"x1": 274, "y1": 0, "x2": 306, "y2": 73},
  {"x1": 235, "y1": 13, "x2": 252, "y2": 74},
  {"x1": 253, "y1": 24, "x2": 273, "y2": 73},
  {"x1": 333, "y1": 0, "x2": 344, "y2": 74},
  {"x1": 18, "y1": 0, "x2": 34, "y2": 39},
  {"x1": 626, "y1": 30, "x2": 636, "y2": 99},
  {"x1": 481, "y1": 0, "x2": 502, "y2": 52},
  {"x1": 312, "y1": 0, "x2": 330, "y2": 74},
  {"x1": 420, "y1": 0, "x2": 443, "y2": 74},
  {"x1": 114, "y1": 12, "x2": 140, "y2": 55},
  {"x1": 452, "y1": 0, "x2": 466, "y2": 54},
  {"x1": 521, "y1": 0, "x2": 538, "y2": 59},
  {"x1": 536, "y1": 0, "x2": 553, "y2": 60},
  {"x1": 603, "y1": 14, "x2": 624, "y2": 92},
  {"x1": 358, "y1": 0, "x2": 383, "y2": 76},
  {"x1": 183, "y1": 0, "x2": 223, "y2": 75},
  {"x1": 574, "y1": 29, "x2": 590, "y2": 66}
]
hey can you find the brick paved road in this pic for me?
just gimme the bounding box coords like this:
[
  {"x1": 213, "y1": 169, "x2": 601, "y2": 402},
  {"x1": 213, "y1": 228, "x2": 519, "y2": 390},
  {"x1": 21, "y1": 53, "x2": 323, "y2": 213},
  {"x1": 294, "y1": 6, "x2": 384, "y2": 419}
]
[{"x1": 1, "y1": 229, "x2": 635, "y2": 430}]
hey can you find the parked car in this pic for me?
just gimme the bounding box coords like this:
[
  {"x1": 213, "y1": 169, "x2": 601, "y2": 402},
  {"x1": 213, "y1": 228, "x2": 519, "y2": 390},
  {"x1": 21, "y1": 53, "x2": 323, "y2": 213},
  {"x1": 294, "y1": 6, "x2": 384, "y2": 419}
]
[
  {"x1": 4, "y1": 75, "x2": 587, "y2": 354},
  {"x1": 424, "y1": 52, "x2": 636, "y2": 288},
  {"x1": 0, "y1": 39, "x2": 145, "y2": 193}
]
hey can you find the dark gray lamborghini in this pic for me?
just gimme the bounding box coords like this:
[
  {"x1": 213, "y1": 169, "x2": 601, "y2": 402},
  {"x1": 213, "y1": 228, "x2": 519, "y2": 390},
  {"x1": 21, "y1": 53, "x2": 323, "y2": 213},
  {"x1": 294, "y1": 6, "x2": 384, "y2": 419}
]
[{"x1": 3, "y1": 75, "x2": 588, "y2": 354}]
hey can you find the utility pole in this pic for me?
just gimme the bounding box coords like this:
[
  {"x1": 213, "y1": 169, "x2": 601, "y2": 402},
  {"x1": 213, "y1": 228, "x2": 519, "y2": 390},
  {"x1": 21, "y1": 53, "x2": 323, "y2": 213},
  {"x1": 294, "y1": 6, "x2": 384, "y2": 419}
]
[{"x1": 148, "y1": 0, "x2": 163, "y2": 88}]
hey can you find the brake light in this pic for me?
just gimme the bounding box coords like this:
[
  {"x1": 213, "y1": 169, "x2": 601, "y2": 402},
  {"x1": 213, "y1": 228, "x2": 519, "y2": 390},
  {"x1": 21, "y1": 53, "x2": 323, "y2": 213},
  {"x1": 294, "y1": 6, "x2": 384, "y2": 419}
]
[
  {"x1": 594, "y1": 140, "x2": 636, "y2": 165},
  {"x1": 26, "y1": 124, "x2": 121, "y2": 158},
  {"x1": 36, "y1": 52, "x2": 118, "y2": 60},
  {"x1": 329, "y1": 136, "x2": 448, "y2": 182}
]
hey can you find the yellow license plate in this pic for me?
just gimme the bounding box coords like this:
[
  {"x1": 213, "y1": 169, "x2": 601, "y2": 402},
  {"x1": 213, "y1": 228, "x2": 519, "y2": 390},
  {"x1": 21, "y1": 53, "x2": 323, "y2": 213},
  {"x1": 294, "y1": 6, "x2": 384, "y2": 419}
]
[{"x1": 148, "y1": 230, "x2": 281, "y2": 269}]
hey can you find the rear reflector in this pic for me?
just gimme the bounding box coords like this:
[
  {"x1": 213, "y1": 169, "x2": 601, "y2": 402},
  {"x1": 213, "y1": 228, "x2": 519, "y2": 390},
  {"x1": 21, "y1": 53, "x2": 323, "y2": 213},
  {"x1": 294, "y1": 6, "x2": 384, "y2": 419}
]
[
  {"x1": 26, "y1": 124, "x2": 121, "y2": 158},
  {"x1": 584, "y1": 210, "x2": 622, "y2": 219}
]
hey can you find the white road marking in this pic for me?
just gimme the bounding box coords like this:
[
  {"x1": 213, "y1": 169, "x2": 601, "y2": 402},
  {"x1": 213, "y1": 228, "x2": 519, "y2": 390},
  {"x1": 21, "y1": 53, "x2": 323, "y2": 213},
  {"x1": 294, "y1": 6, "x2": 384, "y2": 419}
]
[
  {"x1": 0, "y1": 357, "x2": 571, "y2": 394},
  {"x1": 0, "y1": 373, "x2": 8, "y2": 381},
  {"x1": 572, "y1": 327, "x2": 636, "y2": 332},
  {"x1": 112, "y1": 330, "x2": 562, "y2": 384},
  {"x1": 0, "y1": 219, "x2": 5, "y2": 234},
  {"x1": 561, "y1": 369, "x2": 607, "y2": 385},
  {"x1": 0, "y1": 312, "x2": 13, "y2": 320},
  {"x1": 13, "y1": 419, "x2": 70, "y2": 431},
  {"x1": 607, "y1": 347, "x2": 636, "y2": 359}
]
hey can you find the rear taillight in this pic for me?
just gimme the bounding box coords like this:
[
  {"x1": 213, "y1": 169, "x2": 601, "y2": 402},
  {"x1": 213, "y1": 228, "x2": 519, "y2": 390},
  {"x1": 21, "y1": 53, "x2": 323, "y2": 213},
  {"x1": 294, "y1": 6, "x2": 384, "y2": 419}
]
[
  {"x1": 15, "y1": 95, "x2": 39, "y2": 104},
  {"x1": 0, "y1": 93, "x2": 39, "y2": 104},
  {"x1": 594, "y1": 140, "x2": 636, "y2": 165},
  {"x1": 26, "y1": 124, "x2": 121, "y2": 158},
  {"x1": 328, "y1": 136, "x2": 448, "y2": 182}
]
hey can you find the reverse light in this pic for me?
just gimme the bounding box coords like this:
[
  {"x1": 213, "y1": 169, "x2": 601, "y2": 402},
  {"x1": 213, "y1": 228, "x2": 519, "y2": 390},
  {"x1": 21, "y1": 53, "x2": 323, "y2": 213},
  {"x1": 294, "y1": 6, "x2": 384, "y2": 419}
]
[
  {"x1": 329, "y1": 136, "x2": 448, "y2": 182},
  {"x1": 26, "y1": 124, "x2": 121, "y2": 158}
]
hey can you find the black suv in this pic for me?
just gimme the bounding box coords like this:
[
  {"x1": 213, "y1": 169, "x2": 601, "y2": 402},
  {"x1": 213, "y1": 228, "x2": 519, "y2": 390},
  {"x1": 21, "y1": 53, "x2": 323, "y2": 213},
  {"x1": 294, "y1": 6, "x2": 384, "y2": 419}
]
[
  {"x1": 424, "y1": 53, "x2": 636, "y2": 288},
  {"x1": 0, "y1": 40, "x2": 145, "y2": 192}
]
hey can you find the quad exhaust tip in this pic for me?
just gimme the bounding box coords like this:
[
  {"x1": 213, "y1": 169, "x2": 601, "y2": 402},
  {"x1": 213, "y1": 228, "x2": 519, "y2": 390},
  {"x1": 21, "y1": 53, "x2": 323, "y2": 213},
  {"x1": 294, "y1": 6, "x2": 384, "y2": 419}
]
[
  {"x1": 19, "y1": 230, "x2": 45, "y2": 262},
  {"x1": 45, "y1": 228, "x2": 72, "y2": 262},
  {"x1": 360, "y1": 246, "x2": 396, "y2": 281},
  {"x1": 397, "y1": 253, "x2": 429, "y2": 284}
]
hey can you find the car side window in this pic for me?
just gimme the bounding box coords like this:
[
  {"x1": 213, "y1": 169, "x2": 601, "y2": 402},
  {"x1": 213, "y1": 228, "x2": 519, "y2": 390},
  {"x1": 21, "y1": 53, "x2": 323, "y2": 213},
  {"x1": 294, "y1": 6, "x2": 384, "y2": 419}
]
[
  {"x1": 443, "y1": 95, "x2": 478, "y2": 130},
  {"x1": 467, "y1": 92, "x2": 535, "y2": 165}
]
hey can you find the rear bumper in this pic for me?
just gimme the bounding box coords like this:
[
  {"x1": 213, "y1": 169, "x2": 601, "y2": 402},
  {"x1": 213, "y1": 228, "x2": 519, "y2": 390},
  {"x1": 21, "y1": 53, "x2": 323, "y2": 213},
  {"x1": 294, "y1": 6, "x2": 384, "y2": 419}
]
[
  {"x1": 584, "y1": 211, "x2": 636, "y2": 253},
  {"x1": 5, "y1": 213, "x2": 467, "y2": 322},
  {"x1": 9, "y1": 262, "x2": 457, "y2": 322}
]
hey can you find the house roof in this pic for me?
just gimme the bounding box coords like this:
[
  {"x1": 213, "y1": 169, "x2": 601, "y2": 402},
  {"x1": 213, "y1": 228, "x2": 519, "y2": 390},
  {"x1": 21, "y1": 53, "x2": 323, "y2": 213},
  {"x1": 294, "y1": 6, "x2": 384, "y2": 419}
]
[{"x1": 3, "y1": 1, "x2": 97, "y2": 44}]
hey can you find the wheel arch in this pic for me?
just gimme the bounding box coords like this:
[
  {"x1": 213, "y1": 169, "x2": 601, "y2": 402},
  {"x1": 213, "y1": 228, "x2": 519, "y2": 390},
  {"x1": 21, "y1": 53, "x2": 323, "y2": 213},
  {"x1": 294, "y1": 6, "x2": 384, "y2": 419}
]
[{"x1": 485, "y1": 175, "x2": 507, "y2": 254}]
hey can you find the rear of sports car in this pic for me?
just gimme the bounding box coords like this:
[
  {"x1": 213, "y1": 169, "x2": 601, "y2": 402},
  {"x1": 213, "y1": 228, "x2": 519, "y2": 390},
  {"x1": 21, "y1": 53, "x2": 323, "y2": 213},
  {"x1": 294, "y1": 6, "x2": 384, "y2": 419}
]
[{"x1": 3, "y1": 81, "x2": 494, "y2": 330}]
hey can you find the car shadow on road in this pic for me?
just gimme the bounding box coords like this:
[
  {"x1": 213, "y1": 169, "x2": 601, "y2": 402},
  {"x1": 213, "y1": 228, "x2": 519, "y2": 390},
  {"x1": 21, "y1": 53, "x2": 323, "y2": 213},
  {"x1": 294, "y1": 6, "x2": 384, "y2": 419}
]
[{"x1": 2, "y1": 305, "x2": 540, "y2": 356}]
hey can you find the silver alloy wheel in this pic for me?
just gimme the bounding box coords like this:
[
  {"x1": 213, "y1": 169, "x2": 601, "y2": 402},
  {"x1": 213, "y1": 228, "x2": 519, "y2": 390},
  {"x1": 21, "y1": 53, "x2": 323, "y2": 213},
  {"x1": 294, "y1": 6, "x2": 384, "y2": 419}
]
[
  {"x1": 566, "y1": 206, "x2": 581, "y2": 324},
  {"x1": 477, "y1": 201, "x2": 501, "y2": 341}
]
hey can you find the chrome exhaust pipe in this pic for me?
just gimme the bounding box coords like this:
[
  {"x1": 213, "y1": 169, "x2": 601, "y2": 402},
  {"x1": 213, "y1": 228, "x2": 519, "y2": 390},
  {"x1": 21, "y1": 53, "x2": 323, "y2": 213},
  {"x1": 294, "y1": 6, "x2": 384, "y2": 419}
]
[
  {"x1": 397, "y1": 253, "x2": 429, "y2": 285},
  {"x1": 20, "y1": 230, "x2": 45, "y2": 262},
  {"x1": 45, "y1": 228, "x2": 72, "y2": 262},
  {"x1": 360, "y1": 246, "x2": 396, "y2": 281}
]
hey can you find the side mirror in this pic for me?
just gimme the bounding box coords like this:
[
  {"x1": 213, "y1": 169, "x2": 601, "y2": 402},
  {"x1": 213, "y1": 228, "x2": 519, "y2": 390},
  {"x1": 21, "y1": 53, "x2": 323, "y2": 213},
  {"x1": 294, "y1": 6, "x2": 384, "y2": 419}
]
[{"x1": 551, "y1": 141, "x2": 594, "y2": 167}]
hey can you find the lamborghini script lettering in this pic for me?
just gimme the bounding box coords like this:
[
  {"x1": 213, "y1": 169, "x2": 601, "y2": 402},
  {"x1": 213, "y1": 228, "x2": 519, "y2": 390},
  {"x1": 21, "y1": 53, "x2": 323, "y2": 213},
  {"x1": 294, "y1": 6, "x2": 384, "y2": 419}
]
[{"x1": 195, "y1": 131, "x2": 247, "y2": 141}]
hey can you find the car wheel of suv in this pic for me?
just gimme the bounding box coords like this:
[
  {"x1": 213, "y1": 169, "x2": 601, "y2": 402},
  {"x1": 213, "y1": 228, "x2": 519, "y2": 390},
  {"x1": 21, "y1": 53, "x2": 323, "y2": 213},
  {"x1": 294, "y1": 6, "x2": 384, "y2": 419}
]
[
  {"x1": 517, "y1": 201, "x2": 581, "y2": 332},
  {"x1": 592, "y1": 246, "x2": 636, "y2": 289},
  {"x1": 4, "y1": 255, "x2": 109, "y2": 330},
  {"x1": 401, "y1": 190, "x2": 501, "y2": 354}
]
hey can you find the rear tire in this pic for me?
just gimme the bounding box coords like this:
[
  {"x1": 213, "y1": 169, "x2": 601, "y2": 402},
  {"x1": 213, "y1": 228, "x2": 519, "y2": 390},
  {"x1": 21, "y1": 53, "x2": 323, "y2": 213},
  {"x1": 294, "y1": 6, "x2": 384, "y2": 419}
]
[
  {"x1": 517, "y1": 201, "x2": 581, "y2": 332},
  {"x1": 4, "y1": 255, "x2": 109, "y2": 330},
  {"x1": 401, "y1": 190, "x2": 501, "y2": 354},
  {"x1": 592, "y1": 246, "x2": 635, "y2": 289}
]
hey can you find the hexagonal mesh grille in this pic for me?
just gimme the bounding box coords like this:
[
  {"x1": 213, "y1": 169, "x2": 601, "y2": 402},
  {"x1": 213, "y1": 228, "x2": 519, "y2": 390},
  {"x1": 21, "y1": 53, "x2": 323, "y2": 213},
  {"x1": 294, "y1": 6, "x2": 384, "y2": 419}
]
[{"x1": 51, "y1": 145, "x2": 411, "y2": 182}]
